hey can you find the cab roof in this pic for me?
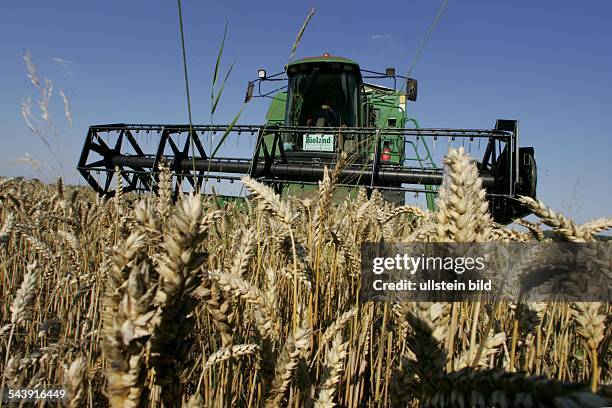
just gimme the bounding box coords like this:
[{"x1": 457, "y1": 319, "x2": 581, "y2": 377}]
[{"x1": 286, "y1": 55, "x2": 359, "y2": 69}]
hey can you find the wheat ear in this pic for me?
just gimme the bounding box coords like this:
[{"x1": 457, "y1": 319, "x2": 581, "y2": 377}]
[
  {"x1": 320, "y1": 307, "x2": 357, "y2": 346},
  {"x1": 580, "y1": 217, "x2": 612, "y2": 235},
  {"x1": 194, "y1": 273, "x2": 234, "y2": 347},
  {"x1": 1, "y1": 262, "x2": 39, "y2": 403},
  {"x1": 208, "y1": 269, "x2": 279, "y2": 339},
  {"x1": 205, "y1": 344, "x2": 260, "y2": 370},
  {"x1": 0, "y1": 212, "x2": 15, "y2": 246},
  {"x1": 156, "y1": 160, "x2": 173, "y2": 221},
  {"x1": 241, "y1": 177, "x2": 301, "y2": 311},
  {"x1": 10, "y1": 261, "x2": 39, "y2": 326},
  {"x1": 264, "y1": 326, "x2": 312, "y2": 407},
  {"x1": 313, "y1": 166, "x2": 333, "y2": 245},
  {"x1": 436, "y1": 147, "x2": 492, "y2": 242},
  {"x1": 572, "y1": 302, "x2": 606, "y2": 392},
  {"x1": 103, "y1": 260, "x2": 156, "y2": 408},
  {"x1": 518, "y1": 195, "x2": 594, "y2": 242},
  {"x1": 63, "y1": 356, "x2": 87, "y2": 408},
  {"x1": 114, "y1": 166, "x2": 123, "y2": 211},
  {"x1": 381, "y1": 205, "x2": 426, "y2": 224},
  {"x1": 455, "y1": 332, "x2": 506, "y2": 370},
  {"x1": 314, "y1": 332, "x2": 349, "y2": 408},
  {"x1": 391, "y1": 302, "x2": 451, "y2": 405},
  {"x1": 241, "y1": 176, "x2": 295, "y2": 225},
  {"x1": 230, "y1": 226, "x2": 256, "y2": 276},
  {"x1": 150, "y1": 193, "x2": 208, "y2": 404},
  {"x1": 515, "y1": 218, "x2": 545, "y2": 241}
]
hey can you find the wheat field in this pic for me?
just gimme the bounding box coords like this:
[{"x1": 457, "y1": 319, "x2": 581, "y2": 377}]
[{"x1": 0, "y1": 147, "x2": 610, "y2": 407}]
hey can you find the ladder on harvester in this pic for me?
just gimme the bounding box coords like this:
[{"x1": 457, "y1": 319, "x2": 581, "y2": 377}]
[{"x1": 404, "y1": 117, "x2": 438, "y2": 210}]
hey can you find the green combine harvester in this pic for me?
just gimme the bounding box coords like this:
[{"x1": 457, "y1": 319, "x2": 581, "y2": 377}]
[{"x1": 78, "y1": 53, "x2": 537, "y2": 224}]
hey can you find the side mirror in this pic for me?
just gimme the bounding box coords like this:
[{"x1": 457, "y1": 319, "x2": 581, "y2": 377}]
[
  {"x1": 244, "y1": 81, "x2": 254, "y2": 103},
  {"x1": 406, "y1": 78, "x2": 417, "y2": 101}
]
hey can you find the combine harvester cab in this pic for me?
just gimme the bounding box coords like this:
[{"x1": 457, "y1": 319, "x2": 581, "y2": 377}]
[{"x1": 78, "y1": 53, "x2": 537, "y2": 224}]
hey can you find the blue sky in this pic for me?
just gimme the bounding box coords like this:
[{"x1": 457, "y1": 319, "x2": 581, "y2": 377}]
[{"x1": 1, "y1": 0, "x2": 611, "y2": 222}]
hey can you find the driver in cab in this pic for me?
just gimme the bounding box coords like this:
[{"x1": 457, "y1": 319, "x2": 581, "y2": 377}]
[{"x1": 309, "y1": 95, "x2": 339, "y2": 127}]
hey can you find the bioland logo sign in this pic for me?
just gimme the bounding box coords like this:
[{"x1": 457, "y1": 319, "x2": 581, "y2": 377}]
[
  {"x1": 303, "y1": 133, "x2": 334, "y2": 152},
  {"x1": 360, "y1": 242, "x2": 611, "y2": 302}
]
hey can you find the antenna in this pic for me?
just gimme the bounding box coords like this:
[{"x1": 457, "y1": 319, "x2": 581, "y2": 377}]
[{"x1": 403, "y1": 0, "x2": 449, "y2": 91}]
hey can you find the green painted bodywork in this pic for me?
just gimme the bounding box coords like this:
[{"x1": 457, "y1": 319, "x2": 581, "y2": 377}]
[
  {"x1": 211, "y1": 195, "x2": 249, "y2": 209},
  {"x1": 265, "y1": 92, "x2": 287, "y2": 124},
  {"x1": 256, "y1": 56, "x2": 437, "y2": 209}
]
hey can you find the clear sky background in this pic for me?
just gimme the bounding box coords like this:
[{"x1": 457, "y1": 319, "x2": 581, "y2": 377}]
[{"x1": 1, "y1": 1, "x2": 611, "y2": 223}]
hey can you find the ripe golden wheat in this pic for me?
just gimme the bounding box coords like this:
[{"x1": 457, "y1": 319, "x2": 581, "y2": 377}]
[{"x1": 0, "y1": 147, "x2": 610, "y2": 407}]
